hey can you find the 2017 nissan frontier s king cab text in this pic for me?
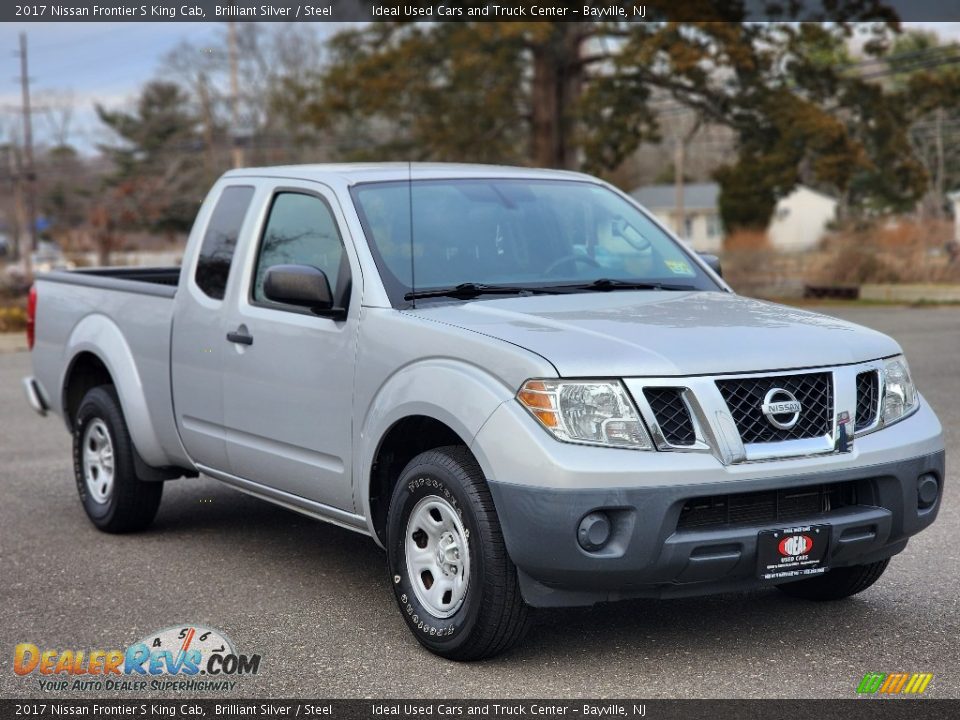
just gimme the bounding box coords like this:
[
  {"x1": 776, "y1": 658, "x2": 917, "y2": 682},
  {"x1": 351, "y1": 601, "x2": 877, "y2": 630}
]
[{"x1": 23, "y1": 164, "x2": 945, "y2": 660}]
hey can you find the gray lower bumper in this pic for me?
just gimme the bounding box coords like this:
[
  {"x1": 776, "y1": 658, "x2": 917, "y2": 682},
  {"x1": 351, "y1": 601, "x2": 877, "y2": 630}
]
[{"x1": 488, "y1": 450, "x2": 945, "y2": 607}]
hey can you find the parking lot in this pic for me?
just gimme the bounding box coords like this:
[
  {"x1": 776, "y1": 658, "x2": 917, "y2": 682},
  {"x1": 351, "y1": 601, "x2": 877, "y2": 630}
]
[{"x1": 0, "y1": 305, "x2": 957, "y2": 699}]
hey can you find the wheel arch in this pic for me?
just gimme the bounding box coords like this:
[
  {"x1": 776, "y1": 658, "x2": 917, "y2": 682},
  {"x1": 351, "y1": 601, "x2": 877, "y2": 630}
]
[
  {"x1": 61, "y1": 314, "x2": 168, "y2": 467},
  {"x1": 367, "y1": 415, "x2": 474, "y2": 545},
  {"x1": 357, "y1": 359, "x2": 514, "y2": 546},
  {"x1": 62, "y1": 351, "x2": 113, "y2": 432}
]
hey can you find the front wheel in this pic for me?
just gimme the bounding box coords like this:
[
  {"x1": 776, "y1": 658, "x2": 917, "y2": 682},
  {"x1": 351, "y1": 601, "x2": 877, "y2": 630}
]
[
  {"x1": 73, "y1": 385, "x2": 163, "y2": 533},
  {"x1": 386, "y1": 446, "x2": 530, "y2": 660},
  {"x1": 776, "y1": 559, "x2": 890, "y2": 601}
]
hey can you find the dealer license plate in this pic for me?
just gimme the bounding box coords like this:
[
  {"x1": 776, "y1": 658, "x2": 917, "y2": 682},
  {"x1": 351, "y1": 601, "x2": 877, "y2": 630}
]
[{"x1": 757, "y1": 524, "x2": 829, "y2": 581}]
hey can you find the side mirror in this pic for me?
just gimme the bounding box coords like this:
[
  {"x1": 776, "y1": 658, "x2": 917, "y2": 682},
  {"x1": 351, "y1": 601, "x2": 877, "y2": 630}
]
[
  {"x1": 263, "y1": 264, "x2": 345, "y2": 318},
  {"x1": 697, "y1": 252, "x2": 722, "y2": 278}
]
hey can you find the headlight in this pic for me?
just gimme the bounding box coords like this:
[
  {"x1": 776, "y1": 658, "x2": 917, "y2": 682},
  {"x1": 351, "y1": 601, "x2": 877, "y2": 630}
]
[
  {"x1": 881, "y1": 355, "x2": 918, "y2": 425},
  {"x1": 517, "y1": 379, "x2": 653, "y2": 449}
]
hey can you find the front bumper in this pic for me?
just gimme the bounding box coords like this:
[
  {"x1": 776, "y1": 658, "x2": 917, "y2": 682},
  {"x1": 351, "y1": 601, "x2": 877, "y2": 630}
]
[
  {"x1": 488, "y1": 450, "x2": 944, "y2": 606},
  {"x1": 475, "y1": 399, "x2": 945, "y2": 607}
]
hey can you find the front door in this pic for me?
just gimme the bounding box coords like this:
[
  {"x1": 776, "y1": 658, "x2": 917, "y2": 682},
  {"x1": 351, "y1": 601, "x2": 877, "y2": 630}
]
[{"x1": 220, "y1": 186, "x2": 359, "y2": 512}]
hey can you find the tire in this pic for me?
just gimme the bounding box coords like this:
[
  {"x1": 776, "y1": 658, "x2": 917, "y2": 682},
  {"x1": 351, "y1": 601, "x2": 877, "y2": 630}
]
[
  {"x1": 776, "y1": 558, "x2": 890, "y2": 601},
  {"x1": 73, "y1": 385, "x2": 163, "y2": 533},
  {"x1": 386, "y1": 445, "x2": 530, "y2": 660}
]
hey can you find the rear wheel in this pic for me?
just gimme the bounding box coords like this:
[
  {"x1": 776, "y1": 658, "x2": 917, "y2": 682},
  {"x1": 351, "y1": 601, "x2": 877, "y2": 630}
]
[
  {"x1": 386, "y1": 446, "x2": 530, "y2": 660},
  {"x1": 73, "y1": 386, "x2": 163, "y2": 533},
  {"x1": 776, "y1": 559, "x2": 890, "y2": 601}
]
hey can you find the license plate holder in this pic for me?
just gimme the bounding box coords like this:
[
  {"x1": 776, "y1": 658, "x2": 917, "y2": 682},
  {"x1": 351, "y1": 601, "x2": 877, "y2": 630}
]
[{"x1": 757, "y1": 524, "x2": 829, "y2": 581}]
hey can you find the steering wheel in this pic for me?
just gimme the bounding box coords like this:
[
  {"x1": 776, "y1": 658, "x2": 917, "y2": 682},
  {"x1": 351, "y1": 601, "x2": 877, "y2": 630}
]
[{"x1": 543, "y1": 254, "x2": 601, "y2": 277}]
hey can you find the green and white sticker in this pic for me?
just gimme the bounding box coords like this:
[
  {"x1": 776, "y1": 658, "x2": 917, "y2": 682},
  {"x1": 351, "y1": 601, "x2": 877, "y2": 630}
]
[{"x1": 664, "y1": 259, "x2": 695, "y2": 276}]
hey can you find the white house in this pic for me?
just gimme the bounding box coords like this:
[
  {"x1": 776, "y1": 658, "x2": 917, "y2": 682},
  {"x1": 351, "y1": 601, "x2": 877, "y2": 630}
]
[
  {"x1": 630, "y1": 182, "x2": 838, "y2": 253},
  {"x1": 630, "y1": 183, "x2": 724, "y2": 252},
  {"x1": 767, "y1": 186, "x2": 839, "y2": 251}
]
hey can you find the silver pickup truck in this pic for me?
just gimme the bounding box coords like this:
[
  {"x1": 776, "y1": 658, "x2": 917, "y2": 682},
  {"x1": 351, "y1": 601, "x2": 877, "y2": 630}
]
[{"x1": 24, "y1": 164, "x2": 945, "y2": 660}]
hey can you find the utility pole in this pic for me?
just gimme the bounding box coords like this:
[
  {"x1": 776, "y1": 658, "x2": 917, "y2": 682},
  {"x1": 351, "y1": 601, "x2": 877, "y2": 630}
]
[
  {"x1": 197, "y1": 72, "x2": 217, "y2": 179},
  {"x1": 3, "y1": 145, "x2": 20, "y2": 263},
  {"x1": 227, "y1": 22, "x2": 244, "y2": 169},
  {"x1": 18, "y1": 32, "x2": 38, "y2": 252},
  {"x1": 9, "y1": 142, "x2": 32, "y2": 281},
  {"x1": 673, "y1": 136, "x2": 685, "y2": 239},
  {"x1": 934, "y1": 107, "x2": 945, "y2": 219},
  {"x1": 673, "y1": 114, "x2": 703, "y2": 241}
]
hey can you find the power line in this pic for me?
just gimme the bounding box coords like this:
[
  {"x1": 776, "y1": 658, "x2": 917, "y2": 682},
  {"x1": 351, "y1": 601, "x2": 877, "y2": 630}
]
[{"x1": 856, "y1": 53, "x2": 960, "y2": 80}]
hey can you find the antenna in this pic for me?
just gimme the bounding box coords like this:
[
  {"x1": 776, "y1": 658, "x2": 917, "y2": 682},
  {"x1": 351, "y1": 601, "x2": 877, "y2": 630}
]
[{"x1": 407, "y1": 160, "x2": 416, "y2": 309}]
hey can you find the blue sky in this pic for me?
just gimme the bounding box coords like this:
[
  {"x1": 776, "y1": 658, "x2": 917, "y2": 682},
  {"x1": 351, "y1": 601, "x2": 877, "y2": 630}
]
[
  {"x1": 1, "y1": 24, "x2": 217, "y2": 146},
  {"x1": 0, "y1": 22, "x2": 344, "y2": 152},
  {"x1": 1, "y1": 21, "x2": 957, "y2": 152}
]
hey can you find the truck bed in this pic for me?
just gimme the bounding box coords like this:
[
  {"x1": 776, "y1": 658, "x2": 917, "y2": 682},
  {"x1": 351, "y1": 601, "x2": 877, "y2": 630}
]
[
  {"x1": 30, "y1": 265, "x2": 190, "y2": 469},
  {"x1": 40, "y1": 266, "x2": 181, "y2": 297}
]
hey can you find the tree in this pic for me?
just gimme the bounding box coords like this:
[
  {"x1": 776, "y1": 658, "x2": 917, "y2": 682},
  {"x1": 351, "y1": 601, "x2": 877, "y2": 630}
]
[
  {"x1": 712, "y1": 23, "x2": 930, "y2": 228},
  {"x1": 96, "y1": 80, "x2": 205, "y2": 238},
  {"x1": 303, "y1": 22, "x2": 531, "y2": 163},
  {"x1": 888, "y1": 31, "x2": 960, "y2": 218},
  {"x1": 162, "y1": 23, "x2": 329, "y2": 168},
  {"x1": 39, "y1": 145, "x2": 95, "y2": 241},
  {"x1": 291, "y1": 5, "x2": 914, "y2": 229}
]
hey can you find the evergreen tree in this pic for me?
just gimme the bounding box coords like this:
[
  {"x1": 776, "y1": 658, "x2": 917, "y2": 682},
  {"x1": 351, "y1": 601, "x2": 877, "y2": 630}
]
[{"x1": 96, "y1": 81, "x2": 205, "y2": 235}]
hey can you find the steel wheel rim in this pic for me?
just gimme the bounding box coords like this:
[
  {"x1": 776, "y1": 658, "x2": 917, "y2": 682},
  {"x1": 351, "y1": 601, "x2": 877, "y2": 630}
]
[
  {"x1": 82, "y1": 419, "x2": 115, "y2": 505},
  {"x1": 404, "y1": 494, "x2": 471, "y2": 619}
]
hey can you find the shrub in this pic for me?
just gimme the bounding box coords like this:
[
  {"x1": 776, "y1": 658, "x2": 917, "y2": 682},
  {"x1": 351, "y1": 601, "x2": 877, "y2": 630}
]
[{"x1": 0, "y1": 305, "x2": 27, "y2": 333}]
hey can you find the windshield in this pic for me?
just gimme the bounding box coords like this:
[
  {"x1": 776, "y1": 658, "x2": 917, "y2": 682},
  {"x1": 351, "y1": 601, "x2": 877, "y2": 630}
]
[{"x1": 350, "y1": 178, "x2": 720, "y2": 305}]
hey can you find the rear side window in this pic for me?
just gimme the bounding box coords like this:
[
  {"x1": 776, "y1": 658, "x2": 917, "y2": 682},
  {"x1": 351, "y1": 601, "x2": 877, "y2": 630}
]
[{"x1": 195, "y1": 186, "x2": 255, "y2": 300}]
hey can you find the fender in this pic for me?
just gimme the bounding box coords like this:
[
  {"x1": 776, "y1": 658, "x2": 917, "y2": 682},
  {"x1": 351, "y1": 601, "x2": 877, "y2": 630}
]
[
  {"x1": 62, "y1": 314, "x2": 169, "y2": 468},
  {"x1": 354, "y1": 357, "x2": 516, "y2": 543}
]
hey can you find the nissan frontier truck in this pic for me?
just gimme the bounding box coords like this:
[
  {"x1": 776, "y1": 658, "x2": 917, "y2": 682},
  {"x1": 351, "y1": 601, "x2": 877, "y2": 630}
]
[{"x1": 23, "y1": 164, "x2": 945, "y2": 659}]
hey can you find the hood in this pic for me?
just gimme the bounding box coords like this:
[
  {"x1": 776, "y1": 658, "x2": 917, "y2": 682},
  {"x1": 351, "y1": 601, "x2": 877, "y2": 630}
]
[{"x1": 410, "y1": 291, "x2": 901, "y2": 377}]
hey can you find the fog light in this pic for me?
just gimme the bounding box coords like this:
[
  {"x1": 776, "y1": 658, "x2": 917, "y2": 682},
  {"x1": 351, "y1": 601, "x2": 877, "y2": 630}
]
[
  {"x1": 918, "y1": 474, "x2": 939, "y2": 509},
  {"x1": 578, "y1": 512, "x2": 612, "y2": 551}
]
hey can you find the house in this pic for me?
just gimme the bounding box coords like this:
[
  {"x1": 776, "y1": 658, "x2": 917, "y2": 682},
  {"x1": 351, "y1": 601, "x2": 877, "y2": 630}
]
[
  {"x1": 630, "y1": 182, "x2": 838, "y2": 252},
  {"x1": 767, "y1": 186, "x2": 839, "y2": 251},
  {"x1": 630, "y1": 183, "x2": 724, "y2": 252}
]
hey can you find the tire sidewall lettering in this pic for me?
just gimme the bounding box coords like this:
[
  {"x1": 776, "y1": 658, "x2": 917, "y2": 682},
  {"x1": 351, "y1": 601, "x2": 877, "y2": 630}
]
[
  {"x1": 390, "y1": 470, "x2": 476, "y2": 642},
  {"x1": 73, "y1": 404, "x2": 115, "y2": 520}
]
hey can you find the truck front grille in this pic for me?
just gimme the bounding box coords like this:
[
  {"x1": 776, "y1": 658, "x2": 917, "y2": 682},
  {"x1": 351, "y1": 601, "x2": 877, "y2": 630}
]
[
  {"x1": 716, "y1": 372, "x2": 833, "y2": 443},
  {"x1": 644, "y1": 387, "x2": 696, "y2": 446},
  {"x1": 855, "y1": 370, "x2": 880, "y2": 430},
  {"x1": 677, "y1": 482, "x2": 857, "y2": 530}
]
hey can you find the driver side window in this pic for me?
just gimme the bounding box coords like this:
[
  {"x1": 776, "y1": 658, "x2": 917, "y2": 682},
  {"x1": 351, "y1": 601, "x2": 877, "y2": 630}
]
[{"x1": 252, "y1": 192, "x2": 346, "y2": 307}]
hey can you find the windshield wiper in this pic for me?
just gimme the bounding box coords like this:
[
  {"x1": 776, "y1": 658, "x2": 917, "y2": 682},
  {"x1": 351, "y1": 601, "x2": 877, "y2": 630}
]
[
  {"x1": 404, "y1": 278, "x2": 698, "y2": 301},
  {"x1": 544, "y1": 278, "x2": 699, "y2": 292},
  {"x1": 404, "y1": 283, "x2": 546, "y2": 301}
]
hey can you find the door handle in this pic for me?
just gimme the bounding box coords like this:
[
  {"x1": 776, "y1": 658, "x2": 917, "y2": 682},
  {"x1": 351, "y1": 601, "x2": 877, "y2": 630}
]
[{"x1": 226, "y1": 327, "x2": 253, "y2": 346}]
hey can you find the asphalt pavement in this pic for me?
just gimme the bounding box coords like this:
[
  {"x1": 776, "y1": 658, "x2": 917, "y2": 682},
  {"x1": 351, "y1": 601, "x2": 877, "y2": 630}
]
[{"x1": 0, "y1": 305, "x2": 958, "y2": 699}]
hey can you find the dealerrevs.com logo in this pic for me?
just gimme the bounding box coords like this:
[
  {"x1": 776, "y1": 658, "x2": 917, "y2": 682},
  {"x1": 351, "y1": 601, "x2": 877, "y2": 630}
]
[{"x1": 14, "y1": 625, "x2": 262, "y2": 693}]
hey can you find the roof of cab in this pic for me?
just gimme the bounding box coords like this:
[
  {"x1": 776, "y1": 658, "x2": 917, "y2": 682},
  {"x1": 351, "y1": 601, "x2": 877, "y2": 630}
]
[{"x1": 221, "y1": 162, "x2": 593, "y2": 186}]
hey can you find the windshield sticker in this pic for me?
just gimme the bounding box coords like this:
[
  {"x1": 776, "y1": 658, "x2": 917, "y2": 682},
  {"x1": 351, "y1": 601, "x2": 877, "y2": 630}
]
[{"x1": 665, "y1": 259, "x2": 695, "y2": 276}]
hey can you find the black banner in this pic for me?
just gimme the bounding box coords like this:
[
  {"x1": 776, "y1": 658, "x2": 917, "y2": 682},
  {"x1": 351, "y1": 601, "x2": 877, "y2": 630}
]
[
  {"x1": 5, "y1": 0, "x2": 960, "y2": 24},
  {"x1": 2, "y1": 700, "x2": 958, "y2": 720}
]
